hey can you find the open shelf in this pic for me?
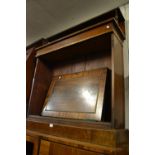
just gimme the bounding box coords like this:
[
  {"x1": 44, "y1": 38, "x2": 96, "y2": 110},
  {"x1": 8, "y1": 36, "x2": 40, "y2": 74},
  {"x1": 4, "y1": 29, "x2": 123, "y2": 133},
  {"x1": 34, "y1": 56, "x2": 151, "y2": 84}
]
[
  {"x1": 28, "y1": 33, "x2": 112, "y2": 126},
  {"x1": 27, "y1": 11, "x2": 125, "y2": 128}
]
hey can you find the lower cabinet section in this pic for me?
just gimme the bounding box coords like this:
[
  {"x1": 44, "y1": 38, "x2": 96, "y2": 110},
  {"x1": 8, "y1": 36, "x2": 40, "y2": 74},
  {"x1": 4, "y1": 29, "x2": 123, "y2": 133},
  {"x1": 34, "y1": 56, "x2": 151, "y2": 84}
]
[
  {"x1": 39, "y1": 140, "x2": 103, "y2": 155},
  {"x1": 26, "y1": 121, "x2": 129, "y2": 155}
]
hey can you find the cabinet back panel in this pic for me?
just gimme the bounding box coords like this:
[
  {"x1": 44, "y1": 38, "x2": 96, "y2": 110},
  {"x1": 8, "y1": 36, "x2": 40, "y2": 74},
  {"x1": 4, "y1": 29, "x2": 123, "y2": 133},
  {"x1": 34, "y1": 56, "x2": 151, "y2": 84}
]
[{"x1": 51, "y1": 50, "x2": 111, "y2": 77}]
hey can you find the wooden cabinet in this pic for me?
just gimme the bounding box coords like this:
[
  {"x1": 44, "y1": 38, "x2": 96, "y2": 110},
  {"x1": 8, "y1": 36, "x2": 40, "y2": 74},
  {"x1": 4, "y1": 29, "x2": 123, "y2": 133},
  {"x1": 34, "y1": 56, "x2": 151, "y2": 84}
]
[{"x1": 26, "y1": 8, "x2": 128, "y2": 155}]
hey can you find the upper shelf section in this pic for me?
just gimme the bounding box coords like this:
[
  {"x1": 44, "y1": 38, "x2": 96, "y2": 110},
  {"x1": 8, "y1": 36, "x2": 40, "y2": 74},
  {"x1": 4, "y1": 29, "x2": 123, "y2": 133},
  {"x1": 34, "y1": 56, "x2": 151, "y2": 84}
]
[{"x1": 35, "y1": 8, "x2": 125, "y2": 58}]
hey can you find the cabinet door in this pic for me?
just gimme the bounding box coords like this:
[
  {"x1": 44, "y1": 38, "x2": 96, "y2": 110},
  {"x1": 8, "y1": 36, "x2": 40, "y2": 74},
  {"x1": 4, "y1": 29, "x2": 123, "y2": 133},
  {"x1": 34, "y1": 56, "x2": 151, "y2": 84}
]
[
  {"x1": 39, "y1": 140, "x2": 76, "y2": 155},
  {"x1": 39, "y1": 140, "x2": 103, "y2": 155},
  {"x1": 76, "y1": 149, "x2": 103, "y2": 155},
  {"x1": 52, "y1": 142, "x2": 76, "y2": 155},
  {"x1": 39, "y1": 140, "x2": 50, "y2": 155}
]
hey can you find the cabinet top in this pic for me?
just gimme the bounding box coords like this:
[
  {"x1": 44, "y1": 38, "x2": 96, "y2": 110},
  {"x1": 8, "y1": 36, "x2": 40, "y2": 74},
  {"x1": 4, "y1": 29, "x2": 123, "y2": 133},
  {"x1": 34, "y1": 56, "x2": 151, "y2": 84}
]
[{"x1": 35, "y1": 8, "x2": 125, "y2": 57}]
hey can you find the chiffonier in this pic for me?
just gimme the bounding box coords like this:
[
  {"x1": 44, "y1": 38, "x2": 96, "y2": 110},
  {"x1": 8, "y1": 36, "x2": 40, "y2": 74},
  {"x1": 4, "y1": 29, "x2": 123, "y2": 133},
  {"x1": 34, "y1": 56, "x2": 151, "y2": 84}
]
[{"x1": 26, "y1": 8, "x2": 129, "y2": 155}]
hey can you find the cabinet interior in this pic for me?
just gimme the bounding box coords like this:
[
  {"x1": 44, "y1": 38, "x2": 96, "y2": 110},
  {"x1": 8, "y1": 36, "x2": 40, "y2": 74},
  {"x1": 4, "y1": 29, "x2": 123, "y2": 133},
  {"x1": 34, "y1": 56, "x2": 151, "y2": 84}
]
[{"x1": 28, "y1": 33, "x2": 112, "y2": 125}]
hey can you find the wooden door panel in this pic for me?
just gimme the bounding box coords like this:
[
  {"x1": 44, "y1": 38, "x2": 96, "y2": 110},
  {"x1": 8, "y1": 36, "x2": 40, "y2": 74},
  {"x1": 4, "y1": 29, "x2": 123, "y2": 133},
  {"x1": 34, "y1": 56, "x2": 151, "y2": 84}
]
[
  {"x1": 39, "y1": 140, "x2": 104, "y2": 155},
  {"x1": 76, "y1": 148, "x2": 103, "y2": 155},
  {"x1": 52, "y1": 142, "x2": 76, "y2": 155},
  {"x1": 39, "y1": 140, "x2": 50, "y2": 155}
]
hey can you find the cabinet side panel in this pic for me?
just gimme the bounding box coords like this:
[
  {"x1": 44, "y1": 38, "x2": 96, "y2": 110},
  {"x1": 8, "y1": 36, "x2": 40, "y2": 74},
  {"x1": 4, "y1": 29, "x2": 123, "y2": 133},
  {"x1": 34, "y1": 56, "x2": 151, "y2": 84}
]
[
  {"x1": 26, "y1": 47, "x2": 36, "y2": 107},
  {"x1": 111, "y1": 34, "x2": 125, "y2": 128},
  {"x1": 28, "y1": 59, "x2": 52, "y2": 115}
]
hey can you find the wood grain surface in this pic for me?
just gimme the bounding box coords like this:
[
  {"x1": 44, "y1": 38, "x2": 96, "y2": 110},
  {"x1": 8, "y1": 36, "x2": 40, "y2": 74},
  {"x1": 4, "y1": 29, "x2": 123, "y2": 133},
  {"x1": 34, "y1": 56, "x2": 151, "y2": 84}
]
[{"x1": 42, "y1": 68, "x2": 108, "y2": 121}]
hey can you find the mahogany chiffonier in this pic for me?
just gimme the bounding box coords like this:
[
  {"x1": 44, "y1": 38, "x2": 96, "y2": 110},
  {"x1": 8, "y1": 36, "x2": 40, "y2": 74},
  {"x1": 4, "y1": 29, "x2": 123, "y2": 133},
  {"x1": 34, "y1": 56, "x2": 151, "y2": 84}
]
[{"x1": 26, "y1": 8, "x2": 129, "y2": 155}]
